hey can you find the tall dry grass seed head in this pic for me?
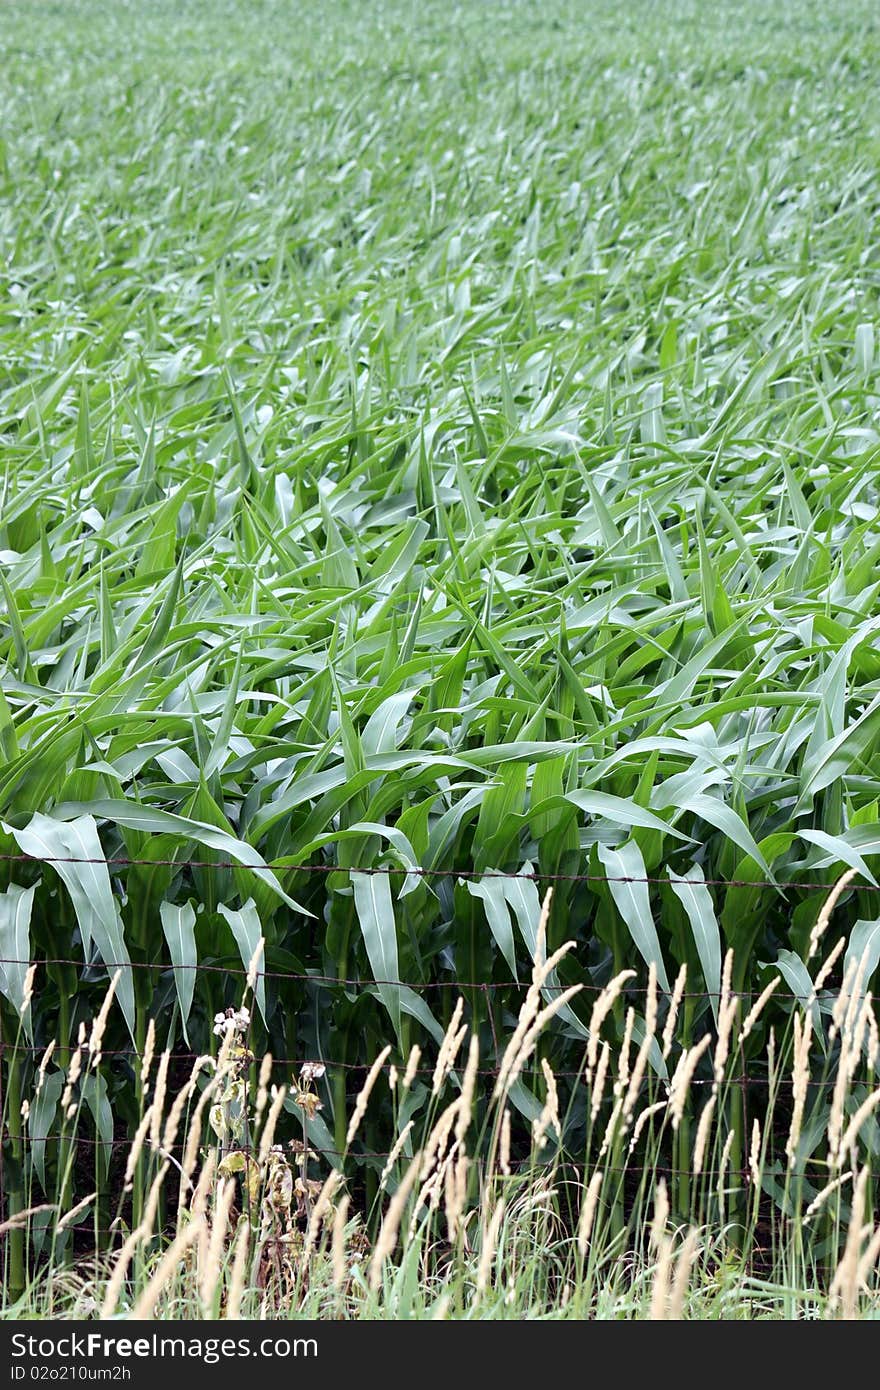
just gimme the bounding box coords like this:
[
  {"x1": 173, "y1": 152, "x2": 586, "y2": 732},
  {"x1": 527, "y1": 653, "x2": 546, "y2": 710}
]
[
  {"x1": 225, "y1": 1220, "x2": 251, "y2": 1321},
  {"x1": 834, "y1": 1084, "x2": 880, "y2": 1172},
  {"x1": 380, "y1": 1121, "x2": 416, "y2": 1190},
  {"x1": 499, "y1": 1107, "x2": 512, "y2": 1177},
  {"x1": 331, "y1": 1195, "x2": 351, "y2": 1293},
  {"x1": 140, "y1": 1161, "x2": 171, "y2": 1243},
  {"x1": 476, "y1": 1199, "x2": 506, "y2": 1299},
  {"x1": 812, "y1": 936, "x2": 845, "y2": 998},
  {"x1": 587, "y1": 969, "x2": 637, "y2": 1078},
  {"x1": 692, "y1": 1095, "x2": 717, "y2": 1176},
  {"x1": 402, "y1": 1044, "x2": 422, "y2": 1093},
  {"x1": 432, "y1": 997, "x2": 465, "y2": 1095},
  {"x1": 124, "y1": 1108, "x2": 154, "y2": 1191},
  {"x1": 623, "y1": 965, "x2": 658, "y2": 1122},
  {"x1": 662, "y1": 964, "x2": 688, "y2": 1060},
  {"x1": 577, "y1": 1168, "x2": 604, "y2": 1258},
  {"x1": 498, "y1": 975, "x2": 583, "y2": 1099},
  {"x1": 649, "y1": 1239, "x2": 673, "y2": 1321},
  {"x1": 257, "y1": 1084, "x2": 287, "y2": 1161},
  {"x1": 445, "y1": 1151, "x2": 470, "y2": 1242},
  {"x1": 369, "y1": 1152, "x2": 422, "y2": 1293},
  {"x1": 809, "y1": 870, "x2": 858, "y2": 961},
  {"x1": 787, "y1": 1010, "x2": 813, "y2": 1166},
  {"x1": 533, "y1": 1057, "x2": 560, "y2": 1150},
  {"x1": 347, "y1": 1045, "x2": 392, "y2": 1147},
  {"x1": 614, "y1": 1006, "x2": 636, "y2": 1101},
  {"x1": 140, "y1": 1018, "x2": 156, "y2": 1095},
  {"x1": 35, "y1": 1039, "x2": 55, "y2": 1095},
  {"x1": 87, "y1": 969, "x2": 121, "y2": 1068},
  {"x1": 739, "y1": 978, "x2": 780, "y2": 1046},
  {"x1": 454, "y1": 1033, "x2": 480, "y2": 1146},
  {"x1": 627, "y1": 1100, "x2": 667, "y2": 1156},
  {"x1": 717, "y1": 1128, "x2": 737, "y2": 1219},
  {"x1": 495, "y1": 896, "x2": 579, "y2": 1100},
  {"x1": 669, "y1": 1035, "x2": 712, "y2": 1130},
  {"x1": 830, "y1": 1165, "x2": 872, "y2": 1320},
  {"x1": 804, "y1": 1172, "x2": 854, "y2": 1225},
  {"x1": 303, "y1": 1169, "x2": 342, "y2": 1258},
  {"x1": 149, "y1": 1051, "x2": 171, "y2": 1151},
  {"x1": 749, "y1": 1119, "x2": 762, "y2": 1189},
  {"x1": 590, "y1": 1040, "x2": 611, "y2": 1123},
  {"x1": 200, "y1": 1177, "x2": 236, "y2": 1312},
  {"x1": 650, "y1": 1177, "x2": 669, "y2": 1251},
  {"x1": 668, "y1": 1230, "x2": 700, "y2": 1321}
]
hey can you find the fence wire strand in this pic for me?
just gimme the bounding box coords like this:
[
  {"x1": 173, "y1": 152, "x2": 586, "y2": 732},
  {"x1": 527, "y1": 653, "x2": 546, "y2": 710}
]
[
  {"x1": 0, "y1": 953, "x2": 856, "y2": 1004},
  {"x1": 0, "y1": 848, "x2": 873, "y2": 893}
]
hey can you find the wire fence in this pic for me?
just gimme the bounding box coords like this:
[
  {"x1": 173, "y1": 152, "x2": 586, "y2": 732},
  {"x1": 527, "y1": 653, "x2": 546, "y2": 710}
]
[
  {"x1": 0, "y1": 851, "x2": 865, "y2": 1153},
  {"x1": 0, "y1": 846, "x2": 873, "y2": 892},
  {"x1": 0, "y1": 846, "x2": 869, "y2": 1003},
  {"x1": 0, "y1": 953, "x2": 849, "y2": 1004},
  {"x1": 1, "y1": 846, "x2": 876, "y2": 1278}
]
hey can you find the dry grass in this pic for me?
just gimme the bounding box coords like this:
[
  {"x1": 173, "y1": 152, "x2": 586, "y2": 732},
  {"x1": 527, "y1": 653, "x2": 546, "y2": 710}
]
[{"x1": 1, "y1": 883, "x2": 879, "y2": 1320}]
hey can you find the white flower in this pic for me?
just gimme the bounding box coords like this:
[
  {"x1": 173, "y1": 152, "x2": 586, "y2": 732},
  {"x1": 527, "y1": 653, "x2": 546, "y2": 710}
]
[
  {"x1": 212, "y1": 1006, "x2": 250, "y2": 1039},
  {"x1": 300, "y1": 1061, "x2": 326, "y2": 1083}
]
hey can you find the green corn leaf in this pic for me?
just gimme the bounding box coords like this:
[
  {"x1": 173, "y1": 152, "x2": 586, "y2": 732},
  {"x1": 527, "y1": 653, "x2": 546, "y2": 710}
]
[
  {"x1": 81, "y1": 1072, "x2": 114, "y2": 1184},
  {"x1": 30, "y1": 1069, "x2": 64, "y2": 1191},
  {"x1": 597, "y1": 841, "x2": 670, "y2": 993},
  {"x1": 501, "y1": 867, "x2": 589, "y2": 1040},
  {"x1": 669, "y1": 865, "x2": 722, "y2": 1021},
  {"x1": 564, "y1": 790, "x2": 690, "y2": 842},
  {"x1": 798, "y1": 829, "x2": 878, "y2": 886},
  {"x1": 3, "y1": 813, "x2": 135, "y2": 1040},
  {"x1": 467, "y1": 874, "x2": 518, "y2": 979},
  {"x1": 774, "y1": 950, "x2": 823, "y2": 1043},
  {"x1": 0, "y1": 882, "x2": 36, "y2": 1039},
  {"x1": 217, "y1": 899, "x2": 267, "y2": 1025},
  {"x1": 159, "y1": 899, "x2": 198, "y2": 1043},
  {"x1": 50, "y1": 800, "x2": 311, "y2": 916},
  {"x1": 844, "y1": 918, "x2": 880, "y2": 999},
  {"x1": 352, "y1": 870, "x2": 401, "y2": 1042}
]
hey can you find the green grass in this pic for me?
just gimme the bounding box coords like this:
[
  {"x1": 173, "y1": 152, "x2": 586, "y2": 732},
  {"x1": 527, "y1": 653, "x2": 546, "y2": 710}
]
[
  {"x1": 3, "y1": 933, "x2": 879, "y2": 1322},
  {"x1": 2, "y1": 0, "x2": 880, "y2": 1314}
]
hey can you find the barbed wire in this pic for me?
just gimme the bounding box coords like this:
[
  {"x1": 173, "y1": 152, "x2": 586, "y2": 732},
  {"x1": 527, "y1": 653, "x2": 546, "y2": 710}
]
[
  {"x1": 0, "y1": 848, "x2": 872, "y2": 893},
  {"x1": 0, "y1": 952, "x2": 857, "y2": 1004},
  {"x1": 0, "y1": 1038, "x2": 754, "y2": 1082},
  {"x1": 8, "y1": 1135, "x2": 855, "y2": 1179},
  {"x1": 2, "y1": 1060, "x2": 845, "y2": 1086}
]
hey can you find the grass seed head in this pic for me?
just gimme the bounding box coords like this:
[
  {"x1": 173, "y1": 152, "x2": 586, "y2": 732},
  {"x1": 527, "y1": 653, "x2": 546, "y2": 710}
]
[{"x1": 347, "y1": 1044, "x2": 392, "y2": 1147}]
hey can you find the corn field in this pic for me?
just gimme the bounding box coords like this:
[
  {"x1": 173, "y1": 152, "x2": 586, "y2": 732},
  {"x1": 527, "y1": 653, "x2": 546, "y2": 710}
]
[{"x1": 2, "y1": 0, "x2": 880, "y2": 1319}]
